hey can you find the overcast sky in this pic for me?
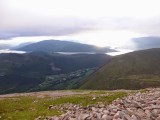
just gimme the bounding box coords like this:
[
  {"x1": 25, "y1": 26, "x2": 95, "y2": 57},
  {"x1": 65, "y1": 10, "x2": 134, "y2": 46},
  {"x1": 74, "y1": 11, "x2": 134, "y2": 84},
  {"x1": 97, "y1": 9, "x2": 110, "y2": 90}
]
[{"x1": 1, "y1": 0, "x2": 160, "y2": 47}]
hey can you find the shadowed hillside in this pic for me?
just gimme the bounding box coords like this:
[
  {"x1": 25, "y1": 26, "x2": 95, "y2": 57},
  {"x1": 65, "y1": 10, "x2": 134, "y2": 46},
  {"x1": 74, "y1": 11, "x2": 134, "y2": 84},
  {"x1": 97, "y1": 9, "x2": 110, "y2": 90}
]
[
  {"x1": 0, "y1": 52, "x2": 111, "y2": 94},
  {"x1": 80, "y1": 48, "x2": 160, "y2": 90}
]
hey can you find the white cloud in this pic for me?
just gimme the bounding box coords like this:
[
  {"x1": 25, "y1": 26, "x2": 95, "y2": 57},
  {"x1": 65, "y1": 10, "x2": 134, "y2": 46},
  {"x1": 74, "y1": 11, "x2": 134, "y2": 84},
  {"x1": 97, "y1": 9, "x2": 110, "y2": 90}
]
[{"x1": 1, "y1": 0, "x2": 160, "y2": 47}]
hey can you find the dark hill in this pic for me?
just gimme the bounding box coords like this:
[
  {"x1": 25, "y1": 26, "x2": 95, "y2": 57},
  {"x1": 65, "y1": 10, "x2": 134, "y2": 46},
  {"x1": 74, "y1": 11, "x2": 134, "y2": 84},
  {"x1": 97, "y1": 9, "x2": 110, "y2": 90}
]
[
  {"x1": 15, "y1": 40, "x2": 116, "y2": 53},
  {"x1": 0, "y1": 52, "x2": 111, "y2": 94},
  {"x1": 80, "y1": 48, "x2": 160, "y2": 90}
]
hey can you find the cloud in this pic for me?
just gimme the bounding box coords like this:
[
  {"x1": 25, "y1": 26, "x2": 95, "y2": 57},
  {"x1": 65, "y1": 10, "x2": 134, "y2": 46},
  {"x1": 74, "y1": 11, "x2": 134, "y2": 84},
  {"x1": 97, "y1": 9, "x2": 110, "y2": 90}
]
[
  {"x1": 95, "y1": 16, "x2": 160, "y2": 37},
  {"x1": 2, "y1": 15, "x2": 160, "y2": 40},
  {"x1": 0, "y1": 14, "x2": 97, "y2": 39},
  {"x1": 0, "y1": 0, "x2": 97, "y2": 39},
  {"x1": 1, "y1": 0, "x2": 160, "y2": 41}
]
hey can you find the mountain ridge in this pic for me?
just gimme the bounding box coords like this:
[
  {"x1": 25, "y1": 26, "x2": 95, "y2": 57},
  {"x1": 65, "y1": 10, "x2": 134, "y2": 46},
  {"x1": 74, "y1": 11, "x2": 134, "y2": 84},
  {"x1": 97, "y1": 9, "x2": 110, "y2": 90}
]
[{"x1": 15, "y1": 40, "x2": 116, "y2": 53}]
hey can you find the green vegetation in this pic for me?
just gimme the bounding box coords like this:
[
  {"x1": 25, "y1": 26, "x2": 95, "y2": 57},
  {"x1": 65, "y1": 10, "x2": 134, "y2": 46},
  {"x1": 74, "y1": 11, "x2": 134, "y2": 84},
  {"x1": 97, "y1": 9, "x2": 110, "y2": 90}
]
[
  {"x1": 0, "y1": 91, "x2": 127, "y2": 120},
  {"x1": 80, "y1": 48, "x2": 160, "y2": 90},
  {"x1": 0, "y1": 96, "x2": 61, "y2": 120}
]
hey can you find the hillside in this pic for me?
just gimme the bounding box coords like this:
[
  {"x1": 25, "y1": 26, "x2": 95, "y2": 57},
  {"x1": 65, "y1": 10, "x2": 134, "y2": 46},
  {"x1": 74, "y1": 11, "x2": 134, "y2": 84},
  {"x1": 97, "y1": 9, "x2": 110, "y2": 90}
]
[
  {"x1": 80, "y1": 48, "x2": 160, "y2": 90},
  {"x1": 0, "y1": 52, "x2": 111, "y2": 94},
  {"x1": 15, "y1": 40, "x2": 116, "y2": 53}
]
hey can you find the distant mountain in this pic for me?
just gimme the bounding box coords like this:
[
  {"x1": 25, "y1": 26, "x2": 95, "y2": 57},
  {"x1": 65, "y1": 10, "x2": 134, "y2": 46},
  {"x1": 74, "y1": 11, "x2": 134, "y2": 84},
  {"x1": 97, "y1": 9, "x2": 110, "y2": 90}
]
[
  {"x1": 132, "y1": 37, "x2": 160, "y2": 50},
  {"x1": 13, "y1": 42, "x2": 34, "y2": 49},
  {"x1": 0, "y1": 44, "x2": 11, "y2": 50},
  {"x1": 80, "y1": 48, "x2": 160, "y2": 90},
  {"x1": 0, "y1": 52, "x2": 111, "y2": 94},
  {"x1": 15, "y1": 40, "x2": 116, "y2": 53}
]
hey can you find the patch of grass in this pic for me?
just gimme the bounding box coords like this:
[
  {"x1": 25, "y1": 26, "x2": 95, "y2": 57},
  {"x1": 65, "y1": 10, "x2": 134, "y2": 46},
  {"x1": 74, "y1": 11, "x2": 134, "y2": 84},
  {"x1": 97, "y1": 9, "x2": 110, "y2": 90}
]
[
  {"x1": 89, "y1": 90, "x2": 108, "y2": 95},
  {"x1": 0, "y1": 97, "x2": 61, "y2": 120},
  {"x1": 70, "y1": 89, "x2": 89, "y2": 92},
  {"x1": 0, "y1": 91, "x2": 127, "y2": 120},
  {"x1": 139, "y1": 88, "x2": 150, "y2": 93}
]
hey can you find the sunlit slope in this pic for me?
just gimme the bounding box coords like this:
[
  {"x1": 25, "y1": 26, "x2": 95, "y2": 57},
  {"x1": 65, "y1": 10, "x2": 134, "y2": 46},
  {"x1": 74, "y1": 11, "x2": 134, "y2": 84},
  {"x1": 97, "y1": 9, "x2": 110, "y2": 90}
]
[{"x1": 80, "y1": 48, "x2": 160, "y2": 89}]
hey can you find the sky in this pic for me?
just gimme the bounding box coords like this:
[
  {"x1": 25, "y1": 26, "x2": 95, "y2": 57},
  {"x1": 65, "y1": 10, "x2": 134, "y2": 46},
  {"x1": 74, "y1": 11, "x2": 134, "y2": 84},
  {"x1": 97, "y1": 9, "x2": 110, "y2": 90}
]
[{"x1": 1, "y1": 0, "x2": 160, "y2": 48}]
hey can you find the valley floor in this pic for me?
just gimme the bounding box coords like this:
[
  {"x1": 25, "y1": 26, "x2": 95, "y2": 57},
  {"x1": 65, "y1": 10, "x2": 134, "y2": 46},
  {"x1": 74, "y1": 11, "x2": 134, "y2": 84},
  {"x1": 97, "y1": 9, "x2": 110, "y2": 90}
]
[{"x1": 0, "y1": 89, "x2": 159, "y2": 120}]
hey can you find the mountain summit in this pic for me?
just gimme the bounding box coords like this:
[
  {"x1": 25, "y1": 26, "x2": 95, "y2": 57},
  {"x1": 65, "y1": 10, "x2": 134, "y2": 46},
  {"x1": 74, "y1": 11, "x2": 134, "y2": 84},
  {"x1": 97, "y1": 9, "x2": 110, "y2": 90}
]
[{"x1": 15, "y1": 40, "x2": 116, "y2": 53}]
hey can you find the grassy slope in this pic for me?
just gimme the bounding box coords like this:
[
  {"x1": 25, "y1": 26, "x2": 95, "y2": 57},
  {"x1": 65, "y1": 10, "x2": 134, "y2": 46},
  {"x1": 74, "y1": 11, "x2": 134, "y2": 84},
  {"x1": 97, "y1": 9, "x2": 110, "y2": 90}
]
[
  {"x1": 80, "y1": 48, "x2": 160, "y2": 90},
  {"x1": 0, "y1": 91, "x2": 127, "y2": 120}
]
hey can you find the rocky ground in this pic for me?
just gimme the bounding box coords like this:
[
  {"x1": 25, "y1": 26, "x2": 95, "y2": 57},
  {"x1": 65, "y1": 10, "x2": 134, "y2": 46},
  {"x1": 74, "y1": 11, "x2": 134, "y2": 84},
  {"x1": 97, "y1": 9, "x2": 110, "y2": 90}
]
[{"x1": 38, "y1": 88, "x2": 160, "y2": 120}]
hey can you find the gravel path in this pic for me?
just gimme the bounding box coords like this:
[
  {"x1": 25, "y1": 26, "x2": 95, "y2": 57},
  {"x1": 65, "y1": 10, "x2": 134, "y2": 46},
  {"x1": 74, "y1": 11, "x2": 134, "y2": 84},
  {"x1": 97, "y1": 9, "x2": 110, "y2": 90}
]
[
  {"x1": 43, "y1": 88, "x2": 160, "y2": 120},
  {"x1": 0, "y1": 91, "x2": 89, "y2": 99}
]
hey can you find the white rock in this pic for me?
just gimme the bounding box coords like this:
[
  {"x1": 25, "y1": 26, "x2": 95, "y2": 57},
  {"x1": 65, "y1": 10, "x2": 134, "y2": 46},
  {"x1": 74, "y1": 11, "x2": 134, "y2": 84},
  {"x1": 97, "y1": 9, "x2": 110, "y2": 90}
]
[
  {"x1": 131, "y1": 115, "x2": 138, "y2": 120},
  {"x1": 101, "y1": 114, "x2": 112, "y2": 120},
  {"x1": 82, "y1": 113, "x2": 90, "y2": 120}
]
